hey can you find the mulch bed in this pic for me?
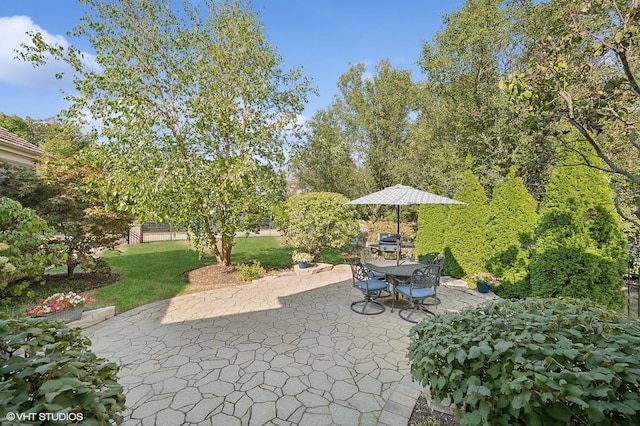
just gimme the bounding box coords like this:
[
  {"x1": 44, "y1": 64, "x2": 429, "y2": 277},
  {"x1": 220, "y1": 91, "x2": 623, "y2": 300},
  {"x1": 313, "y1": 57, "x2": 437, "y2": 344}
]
[
  {"x1": 44, "y1": 272, "x2": 120, "y2": 291},
  {"x1": 182, "y1": 264, "x2": 243, "y2": 292},
  {"x1": 409, "y1": 394, "x2": 459, "y2": 426}
]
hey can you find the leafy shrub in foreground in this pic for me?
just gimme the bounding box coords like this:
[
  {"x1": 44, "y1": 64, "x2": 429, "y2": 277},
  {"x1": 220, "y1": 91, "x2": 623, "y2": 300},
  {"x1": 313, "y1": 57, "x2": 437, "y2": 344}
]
[
  {"x1": 408, "y1": 298, "x2": 640, "y2": 426},
  {"x1": 0, "y1": 317, "x2": 126, "y2": 424}
]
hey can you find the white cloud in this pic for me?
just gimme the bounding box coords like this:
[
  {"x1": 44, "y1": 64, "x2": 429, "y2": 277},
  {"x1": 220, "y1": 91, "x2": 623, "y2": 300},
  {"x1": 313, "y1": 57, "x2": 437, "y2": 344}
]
[{"x1": 0, "y1": 16, "x2": 95, "y2": 89}]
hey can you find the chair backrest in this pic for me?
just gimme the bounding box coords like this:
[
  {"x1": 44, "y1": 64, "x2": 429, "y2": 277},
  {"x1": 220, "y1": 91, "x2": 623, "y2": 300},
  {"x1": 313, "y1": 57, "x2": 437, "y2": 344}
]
[
  {"x1": 360, "y1": 247, "x2": 381, "y2": 262},
  {"x1": 411, "y1": 264, "x2": 440, "y2": 289},
  {"x1": 348, "y1": 258, "x2": 369, "y2": 282},
  {"x1": 420, "y1": 253, "x2": 444, "y2": 278},
  {"x1": 420, "y1": 252, "x2": 443, "y2": 265}
]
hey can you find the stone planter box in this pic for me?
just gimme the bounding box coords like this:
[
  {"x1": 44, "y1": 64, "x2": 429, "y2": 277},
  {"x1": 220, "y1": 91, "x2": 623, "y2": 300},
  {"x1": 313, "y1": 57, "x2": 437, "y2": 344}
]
[{"x1": 42, "y1": 306, "x2": 84, "y2": 323}]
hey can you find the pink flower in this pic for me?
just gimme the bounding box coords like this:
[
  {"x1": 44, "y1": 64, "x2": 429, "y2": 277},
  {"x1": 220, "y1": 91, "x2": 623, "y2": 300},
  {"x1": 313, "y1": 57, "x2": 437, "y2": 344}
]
[{"x1": 26, "y1": 292, "x2": 94, "y2": 317}]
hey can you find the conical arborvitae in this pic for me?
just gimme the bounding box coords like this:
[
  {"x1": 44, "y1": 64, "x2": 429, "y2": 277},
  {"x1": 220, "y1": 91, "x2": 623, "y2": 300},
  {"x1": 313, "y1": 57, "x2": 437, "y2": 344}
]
[
  {"x1": 529, "y1": 144, "x2": 627, "y2": 311},
  {"x1": 415, "y1": 204, "x2": 450, "y2": 260},
  {"x1": 444, "y1": 164, "x2": 489, "y2": 279},
  {"x1": 485, "y1": 170, "x2": 538, "y2": 298}
]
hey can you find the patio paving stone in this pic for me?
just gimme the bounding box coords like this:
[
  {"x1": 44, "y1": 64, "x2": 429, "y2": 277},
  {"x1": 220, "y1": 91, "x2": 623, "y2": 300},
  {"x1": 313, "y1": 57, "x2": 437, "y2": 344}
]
[{"x1": 84, "y1": 264, "x2": 496, "y2": 425}]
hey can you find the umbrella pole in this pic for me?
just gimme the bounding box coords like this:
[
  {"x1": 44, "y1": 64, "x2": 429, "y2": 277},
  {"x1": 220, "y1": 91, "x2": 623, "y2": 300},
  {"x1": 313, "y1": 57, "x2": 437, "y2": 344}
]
[{"x1": 396, "y1": 205, "x2": 401, "y2": 265}]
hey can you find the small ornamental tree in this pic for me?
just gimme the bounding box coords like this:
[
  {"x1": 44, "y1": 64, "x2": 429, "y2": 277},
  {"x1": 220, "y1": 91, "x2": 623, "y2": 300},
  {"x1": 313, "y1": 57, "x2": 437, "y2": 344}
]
[
  {"x1": 444, "y1": 161, "x2": 489, "y2": 278},
  {"x1": 529, "y1": 143, "x2": 627, "y2": 310},
  {"x1": 38, "y1": 155, "x2": 131, "y2": 278},
  {"x1": 0, "y1": 197, "x2": 66, "y2": 302},
  {"x1": 279, "y1": 192, "x2": 360, "y2": 258},
  {"x1": 409, "y1": 298, "x2": 640, "y2": 426},
  {"x1": 485, "y1": 170, "x2": 538, "y2": 297}
]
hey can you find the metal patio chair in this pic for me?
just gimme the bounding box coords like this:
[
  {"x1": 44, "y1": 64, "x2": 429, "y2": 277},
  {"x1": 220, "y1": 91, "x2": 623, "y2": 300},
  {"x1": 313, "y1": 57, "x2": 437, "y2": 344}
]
[
  {"x1": 348, "y1": 259, "x2": 389, "y2": 315},
  {"x1": 393, "y1": 264, "x2": 440, "y2": 323}
]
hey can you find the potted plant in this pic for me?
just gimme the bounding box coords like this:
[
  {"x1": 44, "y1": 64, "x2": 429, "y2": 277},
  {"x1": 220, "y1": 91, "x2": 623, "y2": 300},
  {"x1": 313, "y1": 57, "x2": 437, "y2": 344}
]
[
  {"x1": 292, "y1": 251, "x2": 314, "y2": 269},
  {"x1": 26, "y1": 291, "x2": 94, "y2": 323},
  {"x1": 471, "y1": 272, "x2": 498, "y2": 293}
]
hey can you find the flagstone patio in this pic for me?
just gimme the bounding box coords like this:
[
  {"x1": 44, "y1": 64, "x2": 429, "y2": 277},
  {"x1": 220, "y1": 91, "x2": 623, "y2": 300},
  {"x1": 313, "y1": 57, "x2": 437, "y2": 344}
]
[{"x1": 84, "y1": 264, "x2": 495, "y2": 425}]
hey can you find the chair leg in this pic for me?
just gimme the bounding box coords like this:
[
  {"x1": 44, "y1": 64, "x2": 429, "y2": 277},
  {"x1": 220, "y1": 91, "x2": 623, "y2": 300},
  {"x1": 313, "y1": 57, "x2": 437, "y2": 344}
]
[
  {"x1": 351, "y1": 298, "x2": 385, "y2": 315},
  {"x1": 391, "y1": 290, "x2": 396, "y2": 313},
  {"x1": 398, "y1": 301, "x2": 435, "y2": 323}
]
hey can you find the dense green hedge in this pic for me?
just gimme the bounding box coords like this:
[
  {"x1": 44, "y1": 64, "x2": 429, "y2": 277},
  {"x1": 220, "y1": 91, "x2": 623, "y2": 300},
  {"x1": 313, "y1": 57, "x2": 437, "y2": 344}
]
[
  {"x1": 278, "y1": 192, "x2": 360, "y2": 258},
  {"x1": 415, "y1": 204, "x2": 449, "y2": 260},
  {"x1": 409, "y1": 298, "x2": 640, "y2": 426}
]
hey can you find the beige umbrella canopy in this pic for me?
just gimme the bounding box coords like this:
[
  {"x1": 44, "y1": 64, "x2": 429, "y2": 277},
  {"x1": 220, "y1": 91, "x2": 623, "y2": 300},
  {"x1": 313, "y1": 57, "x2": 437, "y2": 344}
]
[{"x1": 346, "y1": 184, "x2": 466, "y2": 262}]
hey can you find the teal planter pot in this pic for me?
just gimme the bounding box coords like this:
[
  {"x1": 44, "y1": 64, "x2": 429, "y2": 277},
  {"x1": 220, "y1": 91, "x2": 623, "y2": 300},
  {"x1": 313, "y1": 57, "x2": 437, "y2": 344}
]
[{"x1": 476, "y1": 281, "x2": 490, "y2": 293}]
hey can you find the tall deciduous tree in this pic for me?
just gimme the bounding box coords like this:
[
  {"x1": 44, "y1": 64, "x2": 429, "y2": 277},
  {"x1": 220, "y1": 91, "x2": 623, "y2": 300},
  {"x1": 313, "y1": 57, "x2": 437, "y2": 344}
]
[
  {"x1": 289, "y1": 101, "x2": 361, "y2": 198},
  {"x1": 337, "y1": 60, "x2": 419, "y2": 195},
  {"x1": 416, "y1": 0, "x2": 522, "y2": 193},
  {"x1": 503, "y1": 0, "x2": 640, "y2": 227},
  {"x1": 21, "y1": 0, "x2": 312, "y2": 266}
]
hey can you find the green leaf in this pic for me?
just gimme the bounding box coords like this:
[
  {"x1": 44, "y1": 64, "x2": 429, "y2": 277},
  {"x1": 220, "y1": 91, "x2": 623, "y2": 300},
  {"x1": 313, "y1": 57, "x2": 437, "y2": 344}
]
[
  {"x1": 532, "y1": 333, "x2": 545, "y2": 343},
  {"x1": 469, "y1": 346, "x2": 481, "y2": 359},
  {"x1": 494, "y1": 340, "x2": 513, "y2": 353},
  {"x1": 547, "y1": 402, "x2": 571, "y2": 422}
]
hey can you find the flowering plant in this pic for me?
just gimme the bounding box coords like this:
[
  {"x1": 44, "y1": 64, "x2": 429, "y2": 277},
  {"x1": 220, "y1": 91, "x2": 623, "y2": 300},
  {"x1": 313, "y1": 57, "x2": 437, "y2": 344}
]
[
  {"x1": 26, "y1": 291, "x2": 94, "y2": 317},
  {"x1": 471, "y1": 272, "x2": 499, "y2": 284},
  {"x1": 292, "y1": 251, "x2": 314, "y2": 263}
]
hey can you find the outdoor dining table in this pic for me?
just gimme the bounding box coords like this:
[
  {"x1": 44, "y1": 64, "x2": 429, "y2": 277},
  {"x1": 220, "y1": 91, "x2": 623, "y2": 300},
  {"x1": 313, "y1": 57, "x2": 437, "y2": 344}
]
[{"x1": 362, "y1": 258, "x2": 426, "y2": 310}]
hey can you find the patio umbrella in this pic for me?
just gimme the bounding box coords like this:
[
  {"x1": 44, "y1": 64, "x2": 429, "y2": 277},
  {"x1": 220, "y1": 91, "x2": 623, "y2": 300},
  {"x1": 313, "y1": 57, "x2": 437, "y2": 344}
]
[{"x1": 346, "y1": 184, "x2": 466, "y2": 263}]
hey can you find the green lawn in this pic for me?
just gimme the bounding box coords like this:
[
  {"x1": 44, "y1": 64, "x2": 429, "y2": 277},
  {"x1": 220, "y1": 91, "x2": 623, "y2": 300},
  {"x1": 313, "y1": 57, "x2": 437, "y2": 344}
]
[
  {"x1": 94, "y1": 240, "x2": 205, "y2": 313},
  {"x1": 1, "y1": 237, "x2": 350, "y2": 317}
]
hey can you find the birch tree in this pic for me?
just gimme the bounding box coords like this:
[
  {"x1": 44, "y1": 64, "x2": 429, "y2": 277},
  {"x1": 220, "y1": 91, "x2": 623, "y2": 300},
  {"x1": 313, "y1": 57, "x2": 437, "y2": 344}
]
[{"x1": 21, "y1": 0, "x2": 312, "y2": 265}]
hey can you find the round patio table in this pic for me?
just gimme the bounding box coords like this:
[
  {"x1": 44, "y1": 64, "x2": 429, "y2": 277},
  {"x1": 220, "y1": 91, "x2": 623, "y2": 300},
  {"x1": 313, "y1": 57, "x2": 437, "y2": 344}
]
[{"x1": 363, "y1": 259, "x2": 426, "y2": 310}]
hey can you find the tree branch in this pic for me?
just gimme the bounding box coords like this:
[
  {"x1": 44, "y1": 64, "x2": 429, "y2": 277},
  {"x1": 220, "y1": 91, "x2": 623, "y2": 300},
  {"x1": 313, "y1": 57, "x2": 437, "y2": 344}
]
[
  {"x1": 567, "y1": 118, "x2": 640, "y2": 184},
  {"x1": 614, "y1": 0, "x2": 640, "y2": 97},
  {"x1": 612, "y1": 183, "x2": 640, "y2": 228}
]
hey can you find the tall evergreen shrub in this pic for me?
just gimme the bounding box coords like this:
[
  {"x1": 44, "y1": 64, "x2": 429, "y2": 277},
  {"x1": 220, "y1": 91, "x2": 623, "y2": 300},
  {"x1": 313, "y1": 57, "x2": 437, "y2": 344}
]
[
  {"x1": 415, "y1": 204, "x2": 450, "y2": 259},
  {"x1": 529, "y1": 145, "x2": 627, "y2": 310},
  {"x1": 485, "y1": 171, "x2": 538, "y2": 298},
  {"x1": 444, "y1": 164, "x2": 489, "y2": 278}
]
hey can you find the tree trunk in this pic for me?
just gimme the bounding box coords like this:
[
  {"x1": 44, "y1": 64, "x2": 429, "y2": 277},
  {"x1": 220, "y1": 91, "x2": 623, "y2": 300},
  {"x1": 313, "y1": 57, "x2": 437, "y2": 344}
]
[
  {"x1": 218, "y1": 233, "x2": 233, "y2": 266},
  {"x1": 66, "y1": 261, "x2": 77, "y2": 279}
]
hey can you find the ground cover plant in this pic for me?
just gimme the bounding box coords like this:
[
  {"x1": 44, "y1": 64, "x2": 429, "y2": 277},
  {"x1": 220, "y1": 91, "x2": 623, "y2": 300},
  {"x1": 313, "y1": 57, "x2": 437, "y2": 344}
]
[{"x1": 409, "y1": 298, "x2": 640, "y2": 426}]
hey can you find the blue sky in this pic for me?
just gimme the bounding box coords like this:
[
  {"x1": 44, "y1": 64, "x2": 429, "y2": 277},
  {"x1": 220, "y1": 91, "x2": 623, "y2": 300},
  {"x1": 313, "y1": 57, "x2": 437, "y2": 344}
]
[{"x1": 0, "y1": 0, "x2": 466, "y2": 122}]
